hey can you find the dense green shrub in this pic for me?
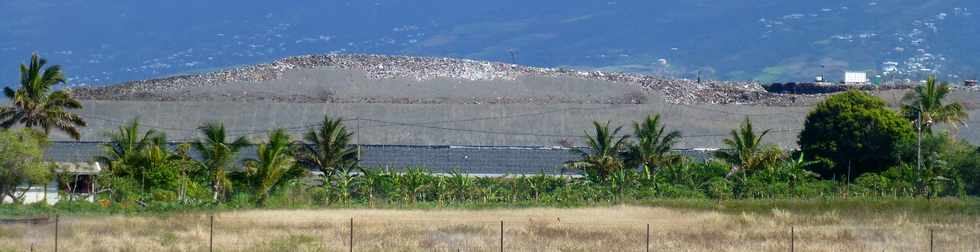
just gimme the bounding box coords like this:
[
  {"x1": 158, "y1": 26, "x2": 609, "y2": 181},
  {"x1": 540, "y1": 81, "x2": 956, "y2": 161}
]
[
  {"x1": 0, "y1": 129, "x2": 51, "y2": 204},
  {"x1": 952, "y1": 145, "x2": 980, "y2": 194},
  {"x1": 799, "y1": 90, "x2": 915, "y2": 179},
  {"x1": 704, "y1": 177, "x2": 733, "y2": 200},
  {"x1": 909, "y1": 133, "x2": 975, "y2": 197},
  {"x1": 855, "y1": 173, "x2": 892, "y2": 197}
]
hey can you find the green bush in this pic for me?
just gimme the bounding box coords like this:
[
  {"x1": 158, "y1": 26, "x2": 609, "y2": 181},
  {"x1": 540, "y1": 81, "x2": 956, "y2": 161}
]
[
  {"x1": 310, "y1": 187, "x2": 330, "y2": 206},
  {"x1": 922, "y1": 134, "x2": 980, "y2": 195},
  {"x1": 792, "y1": 180, "x2": 836, "y2": 198},
  {"x1": 656, "y1": 184, "x2": 706, "y2": 198},
  {"x1": 799, "y1": 90, "x2": 915, "y2": 179},
  {"x1": 854, "y1": 173, "x2": 892, "y2": 197},
  {"x1": 226, "y1": 192, "x2": 253, "y2": 208},
  {"x1": 150, "y1": 189, "x2": 178, "y2": 202},
  {"x1": 0, "y1": 129, "x2": 51, "y2": 204},
  {"x1": 705, "y1": 177, "x2": 733, "y2": 200}
]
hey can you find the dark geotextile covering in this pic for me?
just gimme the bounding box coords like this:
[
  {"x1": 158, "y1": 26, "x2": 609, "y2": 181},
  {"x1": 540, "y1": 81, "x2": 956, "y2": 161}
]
[{"x1": 45, "y1": 142, "x2": 713, "y2": 175}]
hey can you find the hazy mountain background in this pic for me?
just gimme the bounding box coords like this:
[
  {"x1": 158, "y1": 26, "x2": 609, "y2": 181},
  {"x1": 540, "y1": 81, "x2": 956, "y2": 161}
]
[{"x1": 2, "y1": 0, "x2": 978, "y2": 88}]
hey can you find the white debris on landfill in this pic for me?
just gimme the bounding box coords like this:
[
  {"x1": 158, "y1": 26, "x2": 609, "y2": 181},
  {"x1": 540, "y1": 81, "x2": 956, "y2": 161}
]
[{"x1": 74, "y1": 54, "x2": 832, "y2": 105}]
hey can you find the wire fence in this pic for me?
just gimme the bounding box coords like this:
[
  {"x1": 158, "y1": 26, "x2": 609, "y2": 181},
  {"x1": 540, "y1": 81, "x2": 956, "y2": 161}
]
[{"x1": 2, "y1": 214, "x2": 977, "y2": 251}]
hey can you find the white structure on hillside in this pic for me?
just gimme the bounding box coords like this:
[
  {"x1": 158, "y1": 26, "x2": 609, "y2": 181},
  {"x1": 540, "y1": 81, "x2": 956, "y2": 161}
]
[
  {"x1": 844, "y1": 71, "x2": 869, "y2": 85},
  {"x1": 2, "y1": 162, "x2": 101, "y2": 205}
]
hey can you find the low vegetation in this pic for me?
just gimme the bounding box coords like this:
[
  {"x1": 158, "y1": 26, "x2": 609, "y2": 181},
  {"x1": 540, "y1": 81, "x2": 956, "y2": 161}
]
[{"x1": 2, "y1": 207, "x2": 979, "y2": 251}]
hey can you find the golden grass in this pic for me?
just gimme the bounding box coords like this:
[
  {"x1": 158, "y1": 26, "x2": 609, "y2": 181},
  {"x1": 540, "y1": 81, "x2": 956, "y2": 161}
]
[{"x1": 1, "y1": 206, "x2": 978, "y2": 251}]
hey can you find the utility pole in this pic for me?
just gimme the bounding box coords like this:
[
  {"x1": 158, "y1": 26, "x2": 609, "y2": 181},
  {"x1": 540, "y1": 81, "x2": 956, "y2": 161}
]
[
  {"x1": 508, "y1": 50, "x2": 518, "y2": 65},
  {"x1": 356, "y1": 118, "x2": 361, "y2": 161},
  {"x1": 845, "y1": 161, "x2": 851, "y2": 199},
  {"x1": 917, "y1": 104, "x2": 923, "y2": 196}
]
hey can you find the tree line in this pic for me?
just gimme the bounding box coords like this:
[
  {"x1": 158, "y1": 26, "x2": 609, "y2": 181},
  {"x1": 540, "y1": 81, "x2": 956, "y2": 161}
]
[{"x1": 1, "y1": 53, "x2": 977, "y2": 209}]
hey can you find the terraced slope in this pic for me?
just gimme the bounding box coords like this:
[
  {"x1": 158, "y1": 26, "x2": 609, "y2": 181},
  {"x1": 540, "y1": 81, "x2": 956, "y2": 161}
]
[{"x1": 67, "y1": 54, "x2": 980, "y2": 148}]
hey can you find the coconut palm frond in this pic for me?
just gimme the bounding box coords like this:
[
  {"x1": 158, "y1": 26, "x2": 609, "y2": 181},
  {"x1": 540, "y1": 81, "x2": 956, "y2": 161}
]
[
  {"x1": 716, "y1": 117, "x2": 783, "y2": 173},
  {"x1": 0, "y1": 53, "x2": 86, "y2": 139},
  {"x1": 902, "y1": 76, "x2": 970, "y2": 133},
  {"x1": 626, "y1": 114, "x2": 682, "y2": 174},
  {"x1": 566, "y1": 121, "x2": 629, "y2": 179},
  {"x1": 192, "y1": 122, "x2": 251, "y2": 202},
  {"x1": 244, "y1": 128, "x2": 294, "y2": 205},
  {"x1": 295, "y1": 115, "x2": 358, "y2": 178}
]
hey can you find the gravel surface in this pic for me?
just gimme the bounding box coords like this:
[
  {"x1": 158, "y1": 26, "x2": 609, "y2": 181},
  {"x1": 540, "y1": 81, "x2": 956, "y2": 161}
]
[{"x1": 73, "y1": 54, "x2": 828, "y2": 105}]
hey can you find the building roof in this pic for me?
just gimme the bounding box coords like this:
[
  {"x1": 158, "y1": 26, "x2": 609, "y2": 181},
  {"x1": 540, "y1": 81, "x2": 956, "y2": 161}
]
[{"x1": 52, "y1": 162, "x2": 101, "y2": 175}]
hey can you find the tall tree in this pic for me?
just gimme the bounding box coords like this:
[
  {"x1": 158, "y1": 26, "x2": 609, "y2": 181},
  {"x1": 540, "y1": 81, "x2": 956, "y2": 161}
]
[
  {"x1": 243, "y1": 129, "x2": 295, "y2": 206},
  {"x1": 626, "y1": 114, "x2": 682, "y2": 178},
  {"x1": 565, "y1": 121, "x2": 630, "y2": 179},
  {"x1": 799, "y1": 90, "x2": 914, "y2": 179},
  {"x1": 294, "y1": 115, "x2": 358, "y2": 178},
  {"x1": 715, "y1": 117, "x2": 783, "y2": 174},
  {"x1": 901, "y1": 76, "x2": 968, "y2": 133},
  {"x1": 0, "y1": 53, "x2": 86, "y2": 139},
  {"x1": 192, "y1": 122, "x2": 250, "y2": 202}
]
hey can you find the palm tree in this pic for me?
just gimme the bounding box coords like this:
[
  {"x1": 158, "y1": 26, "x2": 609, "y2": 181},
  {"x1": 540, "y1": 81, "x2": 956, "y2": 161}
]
[
  {"x1": 0, "y1": 53, "x2": 86, "y2": 139},
  {"x1": 901, "y1": 76, "x2": 968, "y2": 133},
  {"x1": 95, "y1": 118, "x2": 167, "y2": 201},
  {"x1": 243, "y1": 129, "x2": 294, "y2": 206},
  {"x1": 191, "y1": 122, "x2": 250, "y2": 202},
  {"x1": 715, "y1": 117, "x2": 783, "y2": 174},
  {"x1": 96, "y1": 118, "x2": 166, "y2": 173},
  {"x1": 565, "y1": 121, "x2": 630, "y2": 179},
  {"x1": 626, "y1": 114, "x2": 682, "y2": 179},
  {"x1": 294, "y1": 115, "x2": 358, "y2": 178}
]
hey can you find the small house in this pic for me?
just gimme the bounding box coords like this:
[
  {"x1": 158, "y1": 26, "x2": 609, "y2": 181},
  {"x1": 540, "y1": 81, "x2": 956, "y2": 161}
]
[{"x1": 5, "y1": 162, "x2": 101, "y2": 205}]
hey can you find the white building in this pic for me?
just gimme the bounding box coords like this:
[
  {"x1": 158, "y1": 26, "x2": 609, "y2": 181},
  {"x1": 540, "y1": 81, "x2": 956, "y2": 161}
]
[
  {"x1": 844, "y1": 71, "x2": 869, "y2": 85},
  {"x1": 2, "y1": 162, "x2": 101, "y2": 205}
]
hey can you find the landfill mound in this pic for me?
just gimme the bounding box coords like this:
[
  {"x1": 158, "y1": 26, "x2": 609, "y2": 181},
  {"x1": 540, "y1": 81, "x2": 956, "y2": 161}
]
[
  {"x1": 74, "y1": 54, "x2": 816, "y2": 105},
  {"x1": 62, "y1": 54, "x2": 980, "y2": 147}
]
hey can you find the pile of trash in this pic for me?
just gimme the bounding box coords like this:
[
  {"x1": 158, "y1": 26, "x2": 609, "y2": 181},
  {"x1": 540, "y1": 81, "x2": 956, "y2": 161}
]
[{"x1": 74, "y1": 54, "x2": 822, "y2": 105}]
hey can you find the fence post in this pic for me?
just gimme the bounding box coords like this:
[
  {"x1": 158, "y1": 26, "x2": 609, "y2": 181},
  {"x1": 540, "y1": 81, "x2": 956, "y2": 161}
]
[
  {"x1": 790, "y1": 226, "x2": 794, "y2": 252},
  {"x1": 209, "y1": 215, "x2": 214, "y2": 252},
  {"x1": 646, "y1": 223, "x2": 650, "y2": 252},
  {"x1": 929, "y1": 229, "x2": 934, "y2": 252},
  {"x1": 500, "y1": 221, "x2": 504, "y2": 252},
  {"x1": 350, "y1": 217, "x2": 354, "y2": 252},
  {"x1": 54, "y1": 214, "x2": 59, "y2": 252}
]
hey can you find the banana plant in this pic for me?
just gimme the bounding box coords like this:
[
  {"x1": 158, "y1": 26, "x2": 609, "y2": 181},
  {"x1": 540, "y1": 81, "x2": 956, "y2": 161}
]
[
  {"x1": 398, "y1": 167, "x2": 432, "y2": 203},
  {"x1": 523, "y1": 172, "x2": 552, "y2": 201},
  {"x1": 353, "y1": 168, "x2": 388, "y2": 206},
  {"x1": 447, "y1": 170, "x2": 474, "y2": 201}
]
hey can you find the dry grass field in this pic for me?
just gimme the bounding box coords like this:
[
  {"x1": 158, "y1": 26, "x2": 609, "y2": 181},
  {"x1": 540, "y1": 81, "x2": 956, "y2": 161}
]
[{"x1": 1, "y1": 206, "x2": 978, "y2": 251}]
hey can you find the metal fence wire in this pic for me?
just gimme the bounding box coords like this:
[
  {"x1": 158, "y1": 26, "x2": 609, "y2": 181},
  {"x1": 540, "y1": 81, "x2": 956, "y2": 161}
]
[{"x1": 2, "y1": 215, "x2": 977, "y2": 251}]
